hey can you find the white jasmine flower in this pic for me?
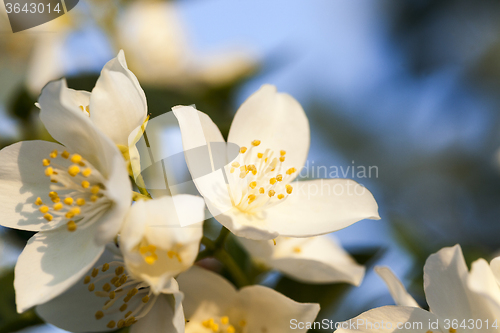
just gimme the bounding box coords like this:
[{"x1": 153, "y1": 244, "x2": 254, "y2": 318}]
[
  {"x1": 335, "y1": 245, "x2": 500, "y2": 333},
  {"x1": 36, "y1": 195, "x2": 205, "y2": 332},
  {"x1": 237, "y1": 235, "x2": 365, "y2": 285},
  {"x1": 173, "y1": 84, "x2": 380, "y2": 240},
  {"x1": 177, "y1": 266, "x2": 320, "y2": 333},
  {"x1": 0, "y1": 76, "x2": 132, "y2": 312}
]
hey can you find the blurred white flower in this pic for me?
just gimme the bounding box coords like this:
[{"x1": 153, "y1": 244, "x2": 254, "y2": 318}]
[
  {"x1": 238, "y1": 235, "x2": 365, "y2": 285},
  {"x1": 178, "y1": 265, "x2": 320, "y2": 333},
  {"x1": 117, "y1": 1, "x2": 257, "y2": 88},
  {"x1": 120, "y1": 195, "x2": 205, "y2": 295},
  {"x1": 0, "y1": 78, "x2": 131, "y2": 312},
  {"x1": 335, "y1": 245, "x2": 500, "y2": 333},
  {"x1": 36, "y1": 244, "x2": 185, "y2": 333},
  {"x1": 174, "y1": 84, "x2": 380, "y2": 240}
]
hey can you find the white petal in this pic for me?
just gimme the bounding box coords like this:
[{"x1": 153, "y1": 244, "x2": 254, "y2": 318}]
[
  {"x1": 227, "y1": 84, "x2": 310, "y2": 172},
  {"x1": 335, "y1": 306, "x2": 438, "y2": 333},
  {"x1": 130, "y1": 293, "x2": 185, "y2": 333},
  {"x1": 239, "y1": 235, "x2": 365, "y2": 285},
  {"x1": 233, "y1": 285, "x2": 319, "y2": 333},
  {"x1": 172, "y1": 106, "x2": 233, "y2": 210},
  {"x1": 423, "y1": 245, "x2": 492, "y2": 325},
  {"x1": 38, "y1": 79, "x2": 120, "y2": 177},
  {"x1": 374, "y1": 266, "x2": 420, "y2": 307},
  {"x1": 15, "y1": 223, "x2": 104, "y2": 313},
  {"x1": 89, "y1": 50, "x2": 148, "y2": 147},
  {"x1": 490, "y1": 257, "x2": 500, "y2": 284},
  {"x1": 468, "y1": 259, "x2": 500, "y2": 317},
  {"x1": 36, "y1": 248, "x2": 129, "y2": 332},
  {"x1": 223, "y1": 179, "x2": 379, "y2": 240},
  {"x1": 120, "y1": 196, "x2": 204, "y2": 294},
  {"x1": 176, "y1": 266, "x2": 237, "y2": 320},
  {"x1": 0, "y1": 141, "x2": 66, "y2": 231}
]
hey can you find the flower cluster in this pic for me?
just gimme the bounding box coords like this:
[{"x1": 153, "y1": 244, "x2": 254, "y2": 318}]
[{"x1": 0, "y1": 51, "x2": 381, "y2": 332}]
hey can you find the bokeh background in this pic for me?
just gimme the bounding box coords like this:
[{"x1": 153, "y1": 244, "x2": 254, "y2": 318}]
[{"x1": 1, "y1": 0, "x2": 500, "y2": 332}]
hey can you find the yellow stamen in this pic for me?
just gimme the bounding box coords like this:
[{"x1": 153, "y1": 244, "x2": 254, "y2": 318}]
[
  {"x1": 125, "y1": 311, "x2": 132, "y2": 318},
  {"x1": 280, "y1": 150, "x2": 286, "y2": 156},
  {"x1": 95, "y1": 311, "x2": 104, "y2": 320},
  {"x1": 53, "y1": 203, "x2": 63, "y2": 211},
  {"x1": 259, "y1": 187, "x2": 265, "y2": 194},
  {"x1": 67, "y1": 221, "x2": 77, "y2": 232},
  {"x1": 42, "y1": 159, "x2": 50, "y2": 166},
  {"x1": 293, "y1": 247, "x2": 301, "y2": 253},
  {"x1": 280, "y1": 156, "x2": 285, "y2": 162},
  {"x1": 76, "y1": 198, "x2": 86, "y2": 206},
  {"x1": 70, "y1": 154, "x2": 82, "y2": 164},
  {"x1": 278, "y1": 194, "x2": 285, "y2": 200},
  {"x1": 221, "y1": 316, "x2": 229, "y2": 325},
  {"x1": 35, "y1": 197, "x2": 43, "y2": 206},
  {"x1": 240, "y1": 147, "x2": 247, "y2": 154},
  {"x1": 109, "y1": 291, "x2": 116, "y2": 299},
  {"x1": 268, "y1": 190, "x2": 276, "y2": 197},
  {"x1": 257, "y1": 152, "x2": 263, "y2": 158},
  {"x1": 251, "y1": 140, "x2": 261, "y2": 146},
  {"x1": 83, "y1": 276, "x2": 91, "y2": 284},
  {"x1": 231, "y1": 162, "x2": 240, "y2": 168},
  {"x1": 91, "y1": 195, "x2": 99, "y2": 202},
  {"x1": 249, "y1": 181, "x2": 257, "y2": 189},
  {"x1": 286, "y1": 167, "x2": 297, "y2": 175},
  {"x1": 227, "y1": 326, "x2": 236, "y2": 333},
  {"x1": 115, "y1": 266, "x2": 125, "y2": 276},
  {"x1": 106, "y1": 321, "x2": 116, "y2": 329},
  {"x1": 49, "y1": 150, "x2": 58, "y2": 158},
  {"x1": 248, "y1": 194, "x2": 256, "y2": 203},
  {"x1": 39, "y1": 205, "x2": 49, "y2": 214},
  {"x1": 91, "y1": 185, "x2": 100, "y2": 194},
  {"x1": 270, "y1": 178, "x2": 277, "y2": 185},
  {"x1": 286, "y1": 184, "x2": 293, "y2": 194},
  {"x1": 119, "y1": 304, "x2": 128, "y2": 312},
  {"x1": 82, "y1": 168, "x2": 92, "y2": 177},
  {"x1": 44, "y1": 213, "x2": 53, "y2": 221},
  {"x1": 68, "y1": 165, "x2": 80, "y2": 177},
  {"x1": 142, "y1": 295, "x2": 149, "y2": 303},
  {"x1": 61, "y1": 151, "x2": 70, "y2": 159},
  {"x1": 92, "y1": 268, "x2": 99, "y2": 277},
  {"x1": 45, "y1": 167, "x2": 54, "y2": 176},
  {"x1": 64, "y1": 197, "x2": 74, "y2": 205},
  {"x1": 117, "y1": 320, "x2": 125, "y2": 329},
  {"x1": 102, "y1": 263, "x2": 110, "y2": 272},
  {"x1": 48, "y1": 191, "x2": 58, "y2": 198},
  {"x1": 273, "y1": 239, "x2": 277, "y2": 245},
  {"x1": 88, "y1": 283, "x2": 95, "y2": 292},
  {"x1": 276, "y1": 174, "x2": 283, "y2": 181}
]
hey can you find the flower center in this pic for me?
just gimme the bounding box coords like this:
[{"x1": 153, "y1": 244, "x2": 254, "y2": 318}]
[
  {"x1": 35, "y1": 149, "x2": 110, "y2": 232},
  {"x1": 79, "y1": 105, "x2": 90, "y2": 116},
  {"x1": 227, "y1": 140, "x2": 297, "y2": 214},
  {"x1": 186, "y1": 315, "x2": 247, "y2": 333},
  {"x1": 137, "y1": 239, "x2": 184, "y2": 266},
  {"x1": 84, "y1": 261, "x2": 156, "y2": 330}
]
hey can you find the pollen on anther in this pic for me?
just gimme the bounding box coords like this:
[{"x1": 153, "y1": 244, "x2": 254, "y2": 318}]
[
  {"x1": 240, "y1": 147, "x2": 247, "y2": 154},
  {"x1": 44, "y1": 213, "x2": 53, "y2": 221},
  {"x1": 109, "y1": 291, "x2": 116, "y2": 299},
  {"x1": 53, "y1": 203, "x2": 63, "y2": 211},
  {"x1": 45, "y1": 167, "x2": 54, "y2": 176},
  {"x1": 68, "y1": 165, "x2": 80, "y2": 177},
  {"x1": 35, "y1": 197, "x2": 43, "y2": 206},
  {"x1": 280, "y1": 156, "x2": 286, "y2": 162},
  {"x1": 61, "y1": 151, "x2": 70, "y2": 159},
  {"x1": 39, "y1": 205, "x2": 49, "y2": 214},
  {"x1": 82, "y1": 168, "x2": 92, "y2": 177},
  {"x1": 95, "y1": 311, "x2": 104, "y2": 320},
  {"x1": 117, "y1": 320, "x2": 125, "y2": 329},
  {"x1": 268, "y1": 190, "x2": 276, "y2": 197},
  {"x1": 248, "y1": 194, "x2": 256, "y2": 203},
  {"x1": 106, "y1": 321, "x2": 116, "y2": 329},
  {"x1": 276, "y1": 174, "x2": 283, "y2": 182},
  {"x1": 221, "y1": 316, "x2": 229, "y2": 325},
  {"x1": 102, "y1": 263, "x2": 110, "y2": 272},
  {"x1": 259, "y1": 187, "x2": 265, "y2": 194},
  {"x1": 119, "y1": 304, "x2": 128, "y2": 312},
  {"x1": 49, "y1": 150, "x2": 58, "y2": 158},
  {"x1": 286, "y1": 167, "x2": 297, "y2": 175},
  {"x1": 91, "y1": 195, "x2": 99, "y2": 202},
  {"x1": 91, "y1": 185, "x2": 100, "y2": 194},
  {"x1": 76, "y1": 198, "x2": 86, "y2": 206},
  {"x1": 280, "y1": 150, "x2": 286, "y2": 156},
  {"x1": 42, "y1": 159, "x2": 50, "y2": 166},
  {"x1": 270, "y1": 178, "x2": 277, "y2": 185},
  {"x1": 231, "y1": 162, "x2": 240, "y2": 168},
  {"x1": 286, "y1": 185, "x2": 293, "y2": 194},
  {"x1": 64, "y1": 197, "x2": 74, "y2": 205},
  {"x1": 125, "y1": 311, "x2": 133, "y2": 318},
  {"x1": 70, "y1": 154, "x2": 82, "y2": 164},
  {"x1": 115, "y1": 266, "x2": 125, "y2": 276},
  {"x1": 81, "y1": 181, "x2": 90, "y2": 188},
  {"x1": 67, "y1": 221, "x2": 77, "y2": 232},
  {"x1": 88, "y1": 283, "x2": 95, "y2": 292},
  {"x1": 278, "y1": 194, "x2": 285, "y2": 200},
  {"x1": 92, "y1": 268, "x2": 99, "y2": 278},
  {"x1": 249, "y1": 181, "x2": 257, "y2": 189},
  {"x1": 142, "y1": 295, "x2": 150, "y2": 303},
  {"x1": 83, "y1": 276, "x2": 91, "y2": 284},
  {"x1": 252, "y1": 140, "x2": 261, "y2": 146},
  {"x1": 257, "y1": 152, "x2": 263, "y2": 158}
]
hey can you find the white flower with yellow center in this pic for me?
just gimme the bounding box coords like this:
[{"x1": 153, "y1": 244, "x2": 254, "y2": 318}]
[
  {"x1": 36, "y1": 195, "x2": 206, "y2": 332},
  {"x1": 335, "y1": 245, "x2": 500, "y2": 333},
  {"x1": 36, "y1": 49, "x2": 149, "y2": 167},
  {"x1": 237, "y1": 235, "x2": 365, "y2": 285},
  {"x1": 178, "y1": 266, "x2": 320, "y2": 333},
  {"x1": 173, "y1": 84, "x2": 380, "y2": 240}
]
